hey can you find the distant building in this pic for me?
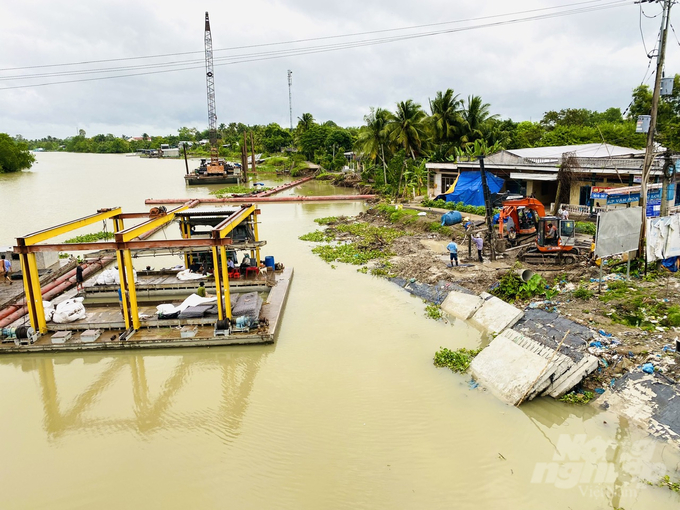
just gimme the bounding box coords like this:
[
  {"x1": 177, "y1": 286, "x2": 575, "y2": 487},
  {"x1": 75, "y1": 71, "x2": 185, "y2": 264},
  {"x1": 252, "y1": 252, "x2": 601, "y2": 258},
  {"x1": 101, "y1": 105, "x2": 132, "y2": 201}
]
[{"x1": 426, "y1": 143, "x2": 678, "y2": 211}]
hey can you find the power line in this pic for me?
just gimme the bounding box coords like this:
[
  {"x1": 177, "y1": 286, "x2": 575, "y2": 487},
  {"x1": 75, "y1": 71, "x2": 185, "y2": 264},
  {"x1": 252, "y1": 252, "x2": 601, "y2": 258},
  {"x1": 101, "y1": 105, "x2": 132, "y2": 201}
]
[
  {"x1": 0, "y1": 1, "x2": 632, "y2": 90},
  {"x1": 0, "y1": 0, "x2": 623, "y2": 73}
]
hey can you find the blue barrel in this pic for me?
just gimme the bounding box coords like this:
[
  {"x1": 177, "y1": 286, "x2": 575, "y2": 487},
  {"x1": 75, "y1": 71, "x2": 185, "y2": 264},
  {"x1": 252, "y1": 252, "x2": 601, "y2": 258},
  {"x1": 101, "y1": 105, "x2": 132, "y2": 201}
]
[
  {"x1": 440, "y1": 210, "x2": 463, "y2": 226},
  {"x1": 264, "y1": 256, "x2": 275, "y2": 269}
]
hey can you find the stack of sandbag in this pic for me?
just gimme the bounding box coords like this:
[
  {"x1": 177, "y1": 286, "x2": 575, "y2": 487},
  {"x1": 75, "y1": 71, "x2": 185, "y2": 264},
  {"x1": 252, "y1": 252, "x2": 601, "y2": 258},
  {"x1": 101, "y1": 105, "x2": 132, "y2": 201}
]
[
  {"x1": 52, "y1": 298, "x2": 87, "y2": 323},
  {"x1": 94, "y1": 268, "x2": 137, "y2": 286},
  {"x1": 43, "y1": 301, "x2": 55, "y2": 322}
]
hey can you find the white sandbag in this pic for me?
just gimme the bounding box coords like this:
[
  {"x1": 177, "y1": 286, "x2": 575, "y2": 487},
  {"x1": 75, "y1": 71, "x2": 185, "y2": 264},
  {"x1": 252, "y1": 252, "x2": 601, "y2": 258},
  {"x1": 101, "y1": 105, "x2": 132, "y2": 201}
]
[
  {"x1": 43, "y1": 300, "x2": 55, "y2": 322},
  {"x1": 52, "y1": 298, "x2": 87, "y2": 324},
  {"x1": 94, "y1": 268, "x2": 138, "y2": 286},
  {"x1": 156, "y1": 304, "x2": 176, "y2": 316},
  {"x1": 176, "y1": 269, "x2": 206, "y2": 281},
  {"x1": 157, "y1": 294, "x2": 217, "y2": 315}
]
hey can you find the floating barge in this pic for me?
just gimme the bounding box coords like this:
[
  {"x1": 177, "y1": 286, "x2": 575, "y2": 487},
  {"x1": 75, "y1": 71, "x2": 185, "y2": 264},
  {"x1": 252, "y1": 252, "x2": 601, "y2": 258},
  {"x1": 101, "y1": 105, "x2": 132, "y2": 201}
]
[{"x1": 0, "y1": 203, "x2": 293, "y2": 354}]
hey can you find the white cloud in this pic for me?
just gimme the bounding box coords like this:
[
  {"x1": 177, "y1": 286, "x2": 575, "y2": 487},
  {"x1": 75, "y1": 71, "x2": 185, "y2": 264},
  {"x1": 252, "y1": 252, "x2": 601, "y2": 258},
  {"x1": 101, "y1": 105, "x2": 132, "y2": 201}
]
[{"x1": 0, "y1": 0, "x2": 676, "y2": 138}]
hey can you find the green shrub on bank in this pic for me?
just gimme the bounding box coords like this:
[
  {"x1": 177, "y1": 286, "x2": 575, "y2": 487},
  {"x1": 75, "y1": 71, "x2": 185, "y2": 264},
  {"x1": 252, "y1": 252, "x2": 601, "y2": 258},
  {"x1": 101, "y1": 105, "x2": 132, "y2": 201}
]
[
  {"x1": 433, "y1": 347, "x2": 482, "y2": 373},
  {"x1": 421, "y1": 198, "x2": 499, "y2": 217},
  {"x1": 492, "y1": 272, "x2": 553, "y2": 302},
  {"x1": 560, "y1": 391, "x2": 595, "y2": 405}
]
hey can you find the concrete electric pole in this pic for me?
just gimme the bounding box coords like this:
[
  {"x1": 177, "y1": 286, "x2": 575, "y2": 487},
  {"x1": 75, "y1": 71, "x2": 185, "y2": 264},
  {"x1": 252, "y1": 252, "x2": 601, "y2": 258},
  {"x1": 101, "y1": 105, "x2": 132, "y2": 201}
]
[{"x1": 638, "y1": 0, "x2": 673, "y2": 255}]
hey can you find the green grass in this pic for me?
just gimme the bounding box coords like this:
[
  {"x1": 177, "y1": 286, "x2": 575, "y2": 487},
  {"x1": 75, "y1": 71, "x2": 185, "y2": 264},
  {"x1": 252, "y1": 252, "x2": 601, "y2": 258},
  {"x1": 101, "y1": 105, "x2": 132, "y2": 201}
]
[
  {"x1": 311, "y1": 243, "x2": 388, "y2": 265},
  {"x1": 425, "y1": 304, "x2": 443, "y2": 320},
  {"x1": 299, "y1": 230, "x2": 333, "y2": 242},
  {"x1": 433, "y1": 347, "x2": 482, "y2": 373},
  {"x1": 559, "y1": 391, "x2": 595, "y2": 405},
  {"x1": 210, "y1": 185, "x2": 269, "y2": 197},
  {"x1": 65, "y1": 231, "x2": 114, "y2": 243},
  {"x1": 314, "y1": 216, "x2": 341, "y2": 225},
  {"x1": 574, "y1": 286, "x2": 593, "y2": 300},
  {"x1": 333, "y1": 222, "x2": 407, "y2": 244}
]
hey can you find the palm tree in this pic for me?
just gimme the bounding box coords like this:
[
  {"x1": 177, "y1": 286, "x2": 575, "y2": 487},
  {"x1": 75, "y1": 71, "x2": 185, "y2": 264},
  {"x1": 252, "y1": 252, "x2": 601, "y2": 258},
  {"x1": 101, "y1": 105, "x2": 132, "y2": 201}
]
[
  {"x1": 386, "y1": 100, "x2": 427, "y2": 160},
  {"x1": 428, "y1": 89, "x2": 463, "y2": 146},
  {"x1": 356, "y1": 107, "x2": 390, "y2": 184},
  {"x1": 461, "y1": 95, "x2": 498, "y2": 144},
  {"x1": 296, "y1": 113, "x2": 315, "y2": 132}
]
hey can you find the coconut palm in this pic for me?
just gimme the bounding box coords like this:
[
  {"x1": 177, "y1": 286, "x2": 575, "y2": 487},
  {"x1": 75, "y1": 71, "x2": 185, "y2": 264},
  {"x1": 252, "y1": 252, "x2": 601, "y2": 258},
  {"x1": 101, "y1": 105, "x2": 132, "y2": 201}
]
[
  {"x1": 428, "y1": 89, "x2": 463, "y2": 146},
  {"x1": 461, "y1": 95, "x2": 498, "y2": 144},
  {"x1": 296, "y1": 113, "x2": 315, "y2": 132},
  {"x1": 356, "y1": 107, "x2": 390, "y2": 183},
  {"x1": 386, "y1": 100, "x2": 427, "y2": 160}
]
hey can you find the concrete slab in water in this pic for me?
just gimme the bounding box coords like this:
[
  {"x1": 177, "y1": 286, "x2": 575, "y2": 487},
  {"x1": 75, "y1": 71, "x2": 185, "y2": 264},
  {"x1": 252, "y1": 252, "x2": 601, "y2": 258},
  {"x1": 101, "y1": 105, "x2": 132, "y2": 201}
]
[
  {"x1": 470, "y1": 329, "x2": 555, "y2": 405},
  {"x1": 469, "y1": 292, "x2": 524, "y2": 335},
  {"x1": 440, "y1": 290, "x2": 484, "y2": 321}
]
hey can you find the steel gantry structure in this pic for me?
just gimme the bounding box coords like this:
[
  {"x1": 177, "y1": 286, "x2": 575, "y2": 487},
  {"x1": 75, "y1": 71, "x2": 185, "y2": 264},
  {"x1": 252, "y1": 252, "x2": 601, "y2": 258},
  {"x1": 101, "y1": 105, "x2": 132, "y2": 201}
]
[{"x1": 14, "y1": 203, "x2": 264, "y2": 335}]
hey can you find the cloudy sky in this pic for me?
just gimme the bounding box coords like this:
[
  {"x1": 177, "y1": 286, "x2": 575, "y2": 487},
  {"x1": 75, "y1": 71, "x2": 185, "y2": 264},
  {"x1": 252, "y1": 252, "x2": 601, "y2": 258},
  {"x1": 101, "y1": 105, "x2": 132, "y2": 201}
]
[{"x1": 1, "y1": 0, "x2": 676, "y2": 139}]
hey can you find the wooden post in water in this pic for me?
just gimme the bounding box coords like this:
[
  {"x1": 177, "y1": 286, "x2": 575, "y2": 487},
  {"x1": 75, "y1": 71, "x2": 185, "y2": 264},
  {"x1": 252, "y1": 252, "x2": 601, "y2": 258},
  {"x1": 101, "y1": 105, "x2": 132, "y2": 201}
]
[
  {"x1": 249, "y1": 131, "x2": 256, "y2": 178},
  {"x1": 183, "y1": 144, "x2": 189, "y2": 175},
  {"x1": 242, "y1": 132, "x2": 249, "y2": 183}
]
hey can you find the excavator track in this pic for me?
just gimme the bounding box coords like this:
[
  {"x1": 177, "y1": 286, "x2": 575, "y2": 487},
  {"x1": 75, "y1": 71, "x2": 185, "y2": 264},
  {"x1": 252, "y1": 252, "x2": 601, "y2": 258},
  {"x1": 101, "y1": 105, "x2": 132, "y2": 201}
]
[{"x1": 518, "y1": 246, "x2": 580, "y2": 265}]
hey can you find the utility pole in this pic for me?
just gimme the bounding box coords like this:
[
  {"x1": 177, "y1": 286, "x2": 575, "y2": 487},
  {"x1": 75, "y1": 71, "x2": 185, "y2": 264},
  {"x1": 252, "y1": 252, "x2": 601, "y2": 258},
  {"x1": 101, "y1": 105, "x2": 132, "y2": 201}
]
[
  {"x1": 287, "y1": 70, "x2": 293, "y2": 131},
  {"x1": 478, "y1": 156, "x2": 496, "y2": 261},
  {"x1": 638, "y1": 0, "x2": 673, "y2": 255},
  {"x1": 250, "y1": 131, "x2": 256, "y2": 177}
]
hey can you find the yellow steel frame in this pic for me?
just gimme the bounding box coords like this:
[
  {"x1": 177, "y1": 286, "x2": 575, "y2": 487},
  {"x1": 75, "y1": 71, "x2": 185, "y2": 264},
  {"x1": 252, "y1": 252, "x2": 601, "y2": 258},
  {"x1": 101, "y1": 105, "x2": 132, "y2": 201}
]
[
  {"x1": 116, "y1": 204, "x2": 190, "y2": 243},
  {"x1": 123, "y1": 249, "x2": 140, "y2": 329},
  {"x1": 211, "y1": 246, "x2": 225, "y2": 320},
  {"x1": 219, "y1": 246, "x2": 232, "y2": 319},
  {"x1": 14, "y1": 202, "x2": 261, "y2": 335},
  {"x1": 17, "y1": 208, "x2": 123, "y2": 334},
  {"x1": 214, "y1": 205, "x2": 256, "y2": 239},
  {"x1": 116, "y1": 251, "x2": 131, "y2": 329},
  {"x1": 20, "y1": 208, "x2": 122, "y2": 246},
  {"x1": 252, "y1": 212, "x2": 261, "y2": 265}
]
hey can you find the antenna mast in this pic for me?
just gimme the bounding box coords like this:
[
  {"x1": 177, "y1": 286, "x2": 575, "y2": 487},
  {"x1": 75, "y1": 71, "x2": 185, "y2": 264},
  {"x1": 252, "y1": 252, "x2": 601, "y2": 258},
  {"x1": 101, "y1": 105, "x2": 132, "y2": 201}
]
[
  {"x1": 205, "y1": 12, "x2": 219, "y2": 166},
  {"x1": 287, "y1": 70, "x2": 293, "y2": 131}
]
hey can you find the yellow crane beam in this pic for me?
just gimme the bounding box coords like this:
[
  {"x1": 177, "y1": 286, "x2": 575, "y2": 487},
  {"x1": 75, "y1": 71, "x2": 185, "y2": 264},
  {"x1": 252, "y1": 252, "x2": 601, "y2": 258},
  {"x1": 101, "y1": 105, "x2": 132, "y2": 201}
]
[
  {"x1": 115, "y1": 204, "x2": 192, "y2": 243},
  {"x1": 18, "y1": 208, "x2": 122, "y2": 246}
]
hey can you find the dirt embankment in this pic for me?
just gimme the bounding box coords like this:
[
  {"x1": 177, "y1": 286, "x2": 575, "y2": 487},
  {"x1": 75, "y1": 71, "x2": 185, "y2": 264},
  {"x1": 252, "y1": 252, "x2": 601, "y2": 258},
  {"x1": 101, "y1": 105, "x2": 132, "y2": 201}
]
[{"x1": 307, "y1": 204, "x2": 680, "y2": 386}]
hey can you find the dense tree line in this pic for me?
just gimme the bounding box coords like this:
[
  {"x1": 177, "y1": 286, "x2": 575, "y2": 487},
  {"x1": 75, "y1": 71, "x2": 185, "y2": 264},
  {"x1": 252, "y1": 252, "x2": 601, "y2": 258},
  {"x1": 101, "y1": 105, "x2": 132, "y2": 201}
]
[
  {"x1": 13, "y1": 75, "x2": 679, "y2": 184},
  {"x1": 0, "y1": 133, "x2": 35, "y2": 173}
]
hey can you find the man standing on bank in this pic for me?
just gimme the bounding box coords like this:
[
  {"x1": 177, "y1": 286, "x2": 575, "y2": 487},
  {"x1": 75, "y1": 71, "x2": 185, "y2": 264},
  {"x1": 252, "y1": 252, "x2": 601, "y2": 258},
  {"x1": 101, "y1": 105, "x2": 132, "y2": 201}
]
[
  {"x1": 1, "y1": 255, "x2": 11, "y2": 284},
  {"x1": 446, "y1": 237, "x2": 459, "y2": 267},
  {"x1": 472, "y1": 233, "x2": 484, "y2": 263}
]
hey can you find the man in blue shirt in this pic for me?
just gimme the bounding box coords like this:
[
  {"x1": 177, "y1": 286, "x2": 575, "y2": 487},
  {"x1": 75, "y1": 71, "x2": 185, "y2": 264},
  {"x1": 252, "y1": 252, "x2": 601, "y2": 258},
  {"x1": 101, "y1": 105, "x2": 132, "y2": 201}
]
[{"x1": 446, "y1": 237, "x2": 458, "y2": 267}]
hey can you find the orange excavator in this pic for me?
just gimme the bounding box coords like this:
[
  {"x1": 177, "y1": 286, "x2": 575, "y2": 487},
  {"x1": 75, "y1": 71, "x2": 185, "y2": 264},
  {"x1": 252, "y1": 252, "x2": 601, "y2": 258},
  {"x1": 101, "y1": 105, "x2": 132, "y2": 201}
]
[
  {"x1": 497, "y1": 198, "x2": 544, "y2": 240},
  {"x1": 498, "y1": 198, "x2": 579, "y2": 264}
]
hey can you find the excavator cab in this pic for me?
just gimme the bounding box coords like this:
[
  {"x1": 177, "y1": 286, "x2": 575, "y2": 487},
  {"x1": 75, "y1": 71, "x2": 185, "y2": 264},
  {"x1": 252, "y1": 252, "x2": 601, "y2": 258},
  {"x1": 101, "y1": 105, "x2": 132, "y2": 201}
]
[{"x1": 536, "y1": 216, "x2": 575, "y2": 252}]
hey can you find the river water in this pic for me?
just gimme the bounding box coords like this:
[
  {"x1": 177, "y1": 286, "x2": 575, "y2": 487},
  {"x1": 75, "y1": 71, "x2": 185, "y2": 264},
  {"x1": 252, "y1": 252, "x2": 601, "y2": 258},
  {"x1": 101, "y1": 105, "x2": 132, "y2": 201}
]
[{"x1": 0, "y1": 153, "x2": 678, "y2": 509}]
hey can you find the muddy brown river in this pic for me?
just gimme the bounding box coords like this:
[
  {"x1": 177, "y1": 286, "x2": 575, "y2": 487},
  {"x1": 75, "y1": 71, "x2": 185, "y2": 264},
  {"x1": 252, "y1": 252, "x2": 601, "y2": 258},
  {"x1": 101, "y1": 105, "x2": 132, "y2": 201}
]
[{"x1": 0, "y1": 153, "x2": 678, "y2": 509}]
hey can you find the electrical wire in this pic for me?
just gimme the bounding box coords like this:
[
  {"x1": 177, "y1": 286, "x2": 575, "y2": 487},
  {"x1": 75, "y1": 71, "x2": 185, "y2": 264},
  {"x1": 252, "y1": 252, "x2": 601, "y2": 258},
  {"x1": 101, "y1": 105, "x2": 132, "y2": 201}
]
[
  {"x1": 0, "y1": 0, "x2": 626, "y2": 73},
  {"x1": 0, "y1": 0, "x2": 632, "y2": 90}
]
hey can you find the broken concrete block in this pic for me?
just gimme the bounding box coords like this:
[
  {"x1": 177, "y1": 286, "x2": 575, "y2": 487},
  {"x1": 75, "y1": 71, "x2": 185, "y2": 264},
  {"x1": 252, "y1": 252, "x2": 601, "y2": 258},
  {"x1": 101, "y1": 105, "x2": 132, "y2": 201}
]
[
  {"x1": 440, "y1": 290, "x2": 484, "y2": 321},
  {"x1": 470, "y1": 329, "x2": 567, "y2": 405},
  {"x1": 469, "y1": 293, "x2": 524, "y2": 335}
]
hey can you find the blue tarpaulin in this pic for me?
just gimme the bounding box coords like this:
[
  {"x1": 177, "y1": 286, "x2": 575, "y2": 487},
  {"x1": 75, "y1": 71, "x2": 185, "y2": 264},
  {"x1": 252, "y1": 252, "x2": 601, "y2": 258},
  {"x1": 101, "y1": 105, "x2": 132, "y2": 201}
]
[{"x1": 435, "y1": 171, "x2": 504, "y2": 206}]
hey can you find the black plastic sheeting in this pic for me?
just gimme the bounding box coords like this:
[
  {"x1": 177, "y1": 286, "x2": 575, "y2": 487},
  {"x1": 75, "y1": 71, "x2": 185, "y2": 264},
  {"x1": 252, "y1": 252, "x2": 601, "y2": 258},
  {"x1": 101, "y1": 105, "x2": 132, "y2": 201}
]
[
  {"x1": 232, "y1": 292, "x2": 263, "y2": 321},
  {"x1": 388, "y1": 277, "x2": 474, "y2": 305}
]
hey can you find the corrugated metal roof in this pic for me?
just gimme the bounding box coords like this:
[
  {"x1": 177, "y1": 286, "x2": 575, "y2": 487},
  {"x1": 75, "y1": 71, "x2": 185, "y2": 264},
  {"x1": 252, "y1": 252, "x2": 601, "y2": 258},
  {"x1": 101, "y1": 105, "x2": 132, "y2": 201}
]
[{"x1": 504, "y1": 144, "x2": 645, "y2": 159}]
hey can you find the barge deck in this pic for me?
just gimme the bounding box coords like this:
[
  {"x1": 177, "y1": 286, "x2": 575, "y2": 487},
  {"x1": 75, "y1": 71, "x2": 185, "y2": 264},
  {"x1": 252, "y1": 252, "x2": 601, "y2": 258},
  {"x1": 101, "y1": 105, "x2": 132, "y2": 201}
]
[{"x1": 0, "y1": 267, "x2": 293, "y2": 354}]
